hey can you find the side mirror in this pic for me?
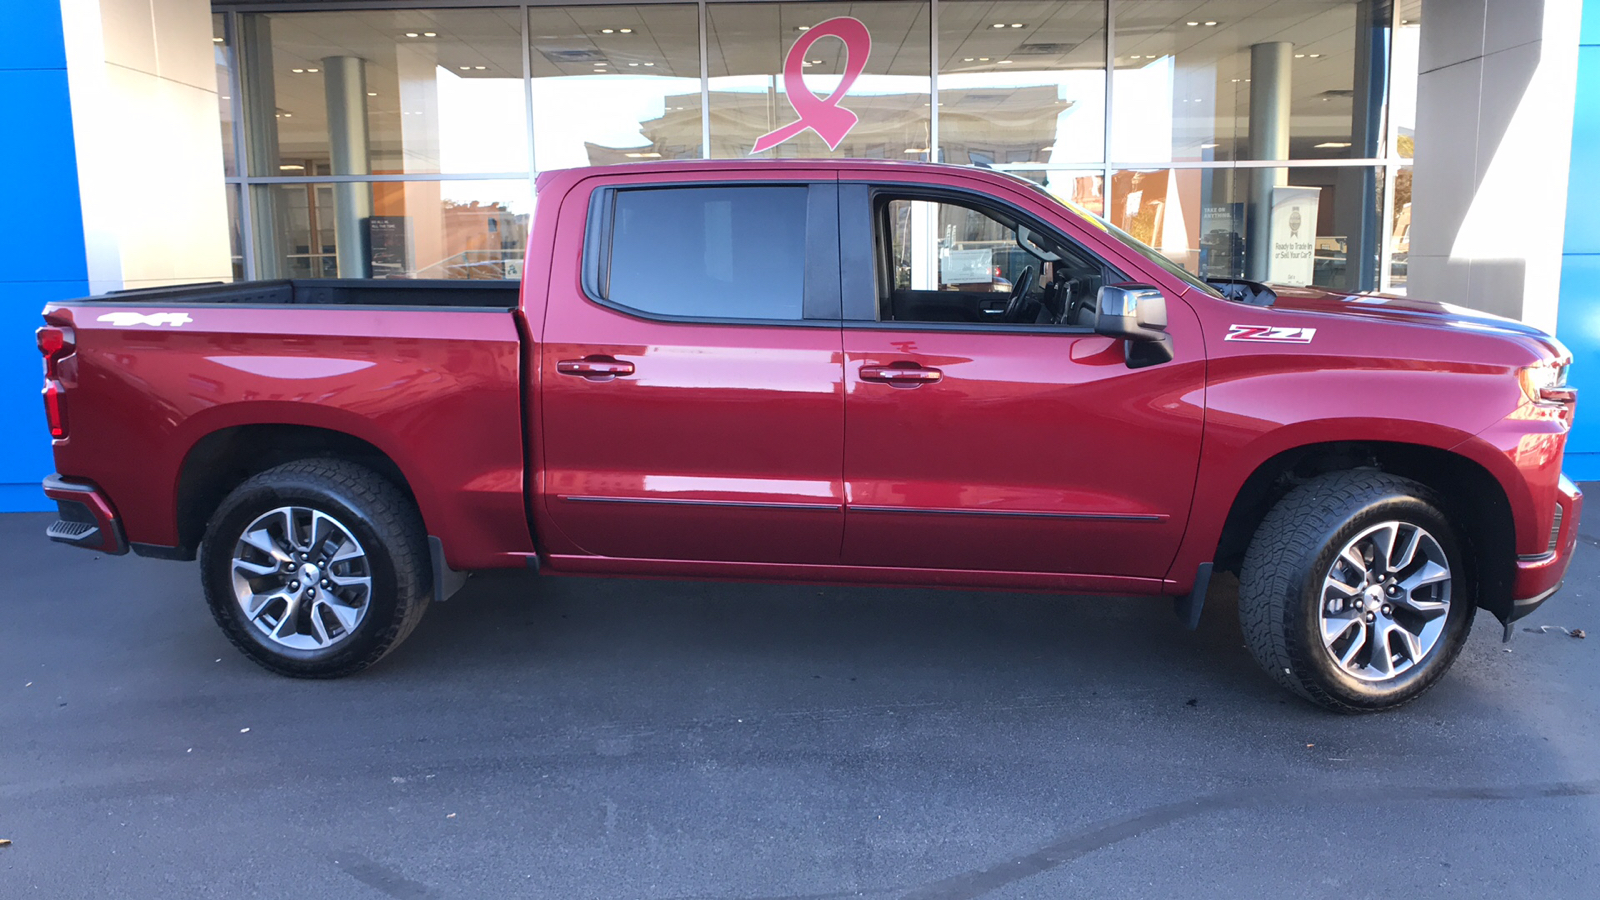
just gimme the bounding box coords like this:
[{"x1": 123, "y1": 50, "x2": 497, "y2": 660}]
[{"x1": 1095, "y1": 284, "x2": 1174, "y2": 368}]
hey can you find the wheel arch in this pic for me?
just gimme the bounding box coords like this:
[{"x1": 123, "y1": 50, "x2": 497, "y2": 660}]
[
  {"x1": 1212, "y1": 440, "x2": 1516, "y2": 620},
  {"x1": 173, "y1": 423, "x2": 422, "y2": 560}
]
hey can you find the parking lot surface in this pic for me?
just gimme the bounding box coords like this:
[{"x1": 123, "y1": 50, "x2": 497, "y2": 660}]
[{"x1": 2, "y1": 509, "x2": 1598, "y2": 898}]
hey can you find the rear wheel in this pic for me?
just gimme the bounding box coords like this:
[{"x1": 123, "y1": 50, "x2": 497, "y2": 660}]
[
  {"x1": 1238, "y1": 471, "x2": 1474, "y2": 712},
  {"x1": 200, "y1": 459, "x2": 431, "y2": 677}
]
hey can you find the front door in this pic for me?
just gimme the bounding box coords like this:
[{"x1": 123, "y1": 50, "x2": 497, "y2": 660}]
[
  {"x1": 839, "y1": 185, "x2": 1205, "y2": 581},
  {"x1": 540, "y1": 178, "x2": 846, "y2": 564}
]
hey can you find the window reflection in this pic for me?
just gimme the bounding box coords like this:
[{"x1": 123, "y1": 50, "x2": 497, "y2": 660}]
[
  {"x1": 937, "y1": 1, "x2": 1105, "y2": 165},
  {"x1": 528, "y1": 5, "x2": 704, "y2": 167},
  {"x1": 1113, "y1": 165, "x2": 1382, "y2": 292},
  {"x1": 257, "y1": 180, "x2": 532, "y2": 280},
  {"x1": 240, "y1": 9, "x2": 528, "y2": 176},
  {"x1": 707, "y1": 2, "x2": 931, "y2": 159}
]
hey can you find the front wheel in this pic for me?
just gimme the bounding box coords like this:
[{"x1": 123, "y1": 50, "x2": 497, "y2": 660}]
[
  {"x1": 1238, "y1": 471, "x2": 1474, "y2": 712},
  {"x1": 200, "y1": 459, "x2": 432, "y2": 677}
]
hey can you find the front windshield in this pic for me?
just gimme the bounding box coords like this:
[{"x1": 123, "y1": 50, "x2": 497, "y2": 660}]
[{"x1": 1012, "y1": 177, "x2": 1226, "y2": 300}]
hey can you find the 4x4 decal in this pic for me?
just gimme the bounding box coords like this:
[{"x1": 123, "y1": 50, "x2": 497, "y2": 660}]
[{"x1": 1225, "y1": 324, "x2": 1316, "y2": 344}]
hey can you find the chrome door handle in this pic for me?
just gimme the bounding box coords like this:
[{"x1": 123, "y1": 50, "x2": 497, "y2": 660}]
[{"x1": 859, "y1": 364, "x2": 942, "y2": 385}]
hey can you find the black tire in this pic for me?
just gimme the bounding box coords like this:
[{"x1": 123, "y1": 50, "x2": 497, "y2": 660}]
[
  {"x1": 1238, "y1": 470, "x2": 1474, "y2": 713},
  {"x1": 200, "y1": 459, "x2": 431, "y2": 678}
]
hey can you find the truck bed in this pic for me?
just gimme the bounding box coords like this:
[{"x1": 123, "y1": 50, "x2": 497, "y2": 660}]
[{"x1": 90, "y1": 278, "x2": 520, "y2": 310}]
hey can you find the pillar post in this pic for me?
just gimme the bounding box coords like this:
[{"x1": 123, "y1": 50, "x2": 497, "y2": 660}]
[
  {"x1": 323, "y1": 55, "x2": 372, "y2": 278},
  {"x1": 1246, "y1": 41, "x2": 1291, "y2": 281}
]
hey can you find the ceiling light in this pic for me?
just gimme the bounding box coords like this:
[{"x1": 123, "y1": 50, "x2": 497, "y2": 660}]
[
  {"x1": 1295, "y1": 53, "x2": 1306, "y2": 58},
  {"x1": 601, "y1": 28, "x2": 614, "y2": 34},
  {"x1": 1204, "y1": 21, "x2": 1218, "y2": 26},
  {"x1": 963, "y1": 57, "x2": 974, "y2": 62},
  {"x1": 405, "y1": 32, "x2": 418, "y2": 38},
  {"x1": 279, "y1": 164, "x2": 304, "y2": 170},
  {"x1": 1040, "y1": 145, "x2": 1055, "y2": 152},
  {"x1": 1201, "y1": 143, "x2": 1218, "y2": 148},
  {"x1": 306, "y1": 68, "x2": 318, "y2": 73},
  {"x1": 1010, "y1": 23, "x2": 1024, "y2": 28},
  {"x1": 459, "y1": 66, "x2": 471, "y2": 70},
  {"x1": 992, "y1": 23, "x2": 1006, "y2": 29},
  {"x1": 422, "y1": 32, "x2": 436, "y2": 37},
  {"x1": 1309, "y1": 53, "x2": 1322, "y2": 58},
  {"x1": 903, "y1": 148, "x2": 927, "y2": 153},
  {"x1": 797, "y1": 25, "x2": 811, "y2": 31},
  {"x1": 998, "y1": 60, "x2": 1013, "y2": 65},
  {"x1": 1315, "y1": 141, "x2": 1352, "y2": 148},
  {"x1": 282, "y1": 113, "x2": 292, "y2": 118},
  {"x1": 475, "y1": 65, "x2": 486, "y2": 70},
  {"x1": 628, "y1": 62, "x2": 639, "y2": 66},
  {"x1": 1401, "y1": 19, "x2": 1411, "y2": 25},
  {"x1": 1187, "y1": 21, "x2": 1200, "y2": 26},
  {"x1": 619, "y1": 28, "x2": 632, "y2": 34},
  {"x1": 1230, "y1": 78, "x2": 1240, "y2": 82},
  {"x1": 801, "y1": 62, "x2": 811, "y2": 67},
  {"x1": 809, "y1": 59, "x2": 822, "y2": 64},
  {"x1": 979, "y1": 57, "x2": 990, "y2": 61},
  {"x1": 367, "y1": 91, "x2": 377, "y2": 96},
  {"x1": 642, "y1": 62, "x2": 653, "y2": 66},
  {"x1": 292, "y1": 68, "x2": 304, "y2": 73},
  {"x1": 212, "y1": 37, "x2": 224, "y2": 43},
  {"x1": 625, "y1": 152, "x2": 662, "y2": 158}
]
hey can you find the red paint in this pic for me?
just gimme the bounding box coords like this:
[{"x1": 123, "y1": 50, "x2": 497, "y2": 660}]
[
  {"x1": 751, "y1": 16, "x2": 872, "y2": 153},
  {"x1": 40, "y1": 159, "x2": 1579, "y2": 623}
]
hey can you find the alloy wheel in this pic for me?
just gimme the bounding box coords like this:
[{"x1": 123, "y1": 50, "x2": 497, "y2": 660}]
[
  {"x1": 1318, "y1": 520, "x2": 1452, "y2": 682},
  {"x1": 229, "y1": 506, "x2": 373, "y2": 651}
]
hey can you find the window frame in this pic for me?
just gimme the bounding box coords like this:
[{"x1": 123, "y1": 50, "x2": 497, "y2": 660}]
[
  {"x1": 581, "y1": 181, "x2": 841, "y2": 327},
  {"x1": 839, "y1": 181, "x2": 1128, "y2": 334}
]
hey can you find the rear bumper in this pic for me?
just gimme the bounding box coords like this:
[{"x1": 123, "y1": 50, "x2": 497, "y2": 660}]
[
  {"x1": 1508, "y1": 474, "x2": 1583, "y2": 621},
  {"x1": 42, "y1": 474, "x2": 127, "y2": 555}
]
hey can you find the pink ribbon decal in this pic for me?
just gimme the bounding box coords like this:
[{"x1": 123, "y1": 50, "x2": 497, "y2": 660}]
[{"x1": 751, "y1": 16, "x2": 873, "y2": 154}]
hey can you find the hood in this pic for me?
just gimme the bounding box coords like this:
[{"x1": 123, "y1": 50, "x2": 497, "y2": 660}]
[{"x1": 1264, "y1": 284, "x2": 1560, "y2": 344}]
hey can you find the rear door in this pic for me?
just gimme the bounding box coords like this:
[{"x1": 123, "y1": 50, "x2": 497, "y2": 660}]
[
  {"x1": 837, "y1": 179, "x2": 1205, "y2": 581},
  {"x1": 539, "y1": 174, "x2": 846, "y2": 564}
]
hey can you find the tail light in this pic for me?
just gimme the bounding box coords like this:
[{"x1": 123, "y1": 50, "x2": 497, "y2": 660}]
[{"x1": 37, "y1": 320, "x2": 75, "y2": 439}]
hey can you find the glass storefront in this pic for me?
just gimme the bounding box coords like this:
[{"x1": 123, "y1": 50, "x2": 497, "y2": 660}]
[{"x1": 217, "y1": 0, "x2": 1420, "y2": 291}]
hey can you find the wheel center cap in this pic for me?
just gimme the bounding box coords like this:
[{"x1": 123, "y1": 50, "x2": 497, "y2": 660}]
[
  {"x1": 300, "y1": 563, "x2": 321, "y2": 583},
  {"x1": 1363, "y1": 586, "x2": 1384, "y2": 610}
]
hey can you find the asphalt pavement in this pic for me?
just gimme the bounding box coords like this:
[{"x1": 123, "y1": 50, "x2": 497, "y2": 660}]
[{"x1": 2, "y1": 507, "x2": 1597, "y2": 899}]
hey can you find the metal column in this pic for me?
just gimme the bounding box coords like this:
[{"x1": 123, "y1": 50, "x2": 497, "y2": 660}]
[
  {"x1": 1245, "y1": 41, "x2": 1292, "y2": 281},
  {"x1": 323, "y1": 55, "x2": 373, "y2": 279}
]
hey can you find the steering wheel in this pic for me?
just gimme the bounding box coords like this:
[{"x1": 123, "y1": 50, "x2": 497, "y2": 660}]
[{"x1": 1001, "y1": 265, "x2": 1036, "y2": 323}]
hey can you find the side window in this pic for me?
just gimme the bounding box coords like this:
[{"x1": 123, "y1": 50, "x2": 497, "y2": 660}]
[
  {"x1": 604, "y1": 186, "x2": 809, "y2": 321},
  {"x1": 878, "y1": 195, "x2": 1115, "y2": 327}
]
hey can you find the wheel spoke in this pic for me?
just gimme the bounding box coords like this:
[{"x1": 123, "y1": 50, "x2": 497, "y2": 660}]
[
  {"x1": 1391, "y1": 622, "x2": 1424, "y2": 664},
  {"x1": 1339, "y1": 543, "x2": 1368, "y2": 576},
  {"x1": 1401, "y1": 560, "x2": 1450, "y2": 592},
  {"x1": 240, "y1": 527, "x2": 291, "y2": 564},
  {"x1": 233, "y1": 558, "x2": 279, "y2": 578},
  {"x1": 1391, "y1": 526, "x2": 1423, "y2": 573},
  {"x1": 1368, "y1": 522, "x2": 1398, "y2": 573},
  {"x1": 1337, "y1": 621, "x2": 1367, "y2": 668},
  {"x1": 1322, "y1": 614, "x2": 1359, "y2": 646},
  {"x1": 316, "y1": 597, "x2": 361, "y2": 633},
  {"x1": 1367, "y1": 624, "x2": 1396, "y2": 677},
  {"x1": 271, "y1": 592, "x2": 303, "y2": 640},
  {"x1": 327, "y1": 538, "x2": 364, "y2": 565},
  {"x1": 308, "y1": 605, "x2": 332, "y2": 645},
  {"x1": 243, "y1": 588, "x2": 287, "y2": 621}
]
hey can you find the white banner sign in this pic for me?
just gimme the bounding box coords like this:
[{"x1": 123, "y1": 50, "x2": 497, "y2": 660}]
[{"x1": 1268, "y1": 186, "x2": 1321, "y2": 287}]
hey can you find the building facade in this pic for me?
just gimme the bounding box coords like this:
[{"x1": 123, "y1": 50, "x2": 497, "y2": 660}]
[{"x1": 1, "y1": 0, "x2": 1595, "y2": 511}]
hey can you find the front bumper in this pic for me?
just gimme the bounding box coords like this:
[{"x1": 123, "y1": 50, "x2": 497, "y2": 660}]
[
  {"x1": 42, "y1": 474, "x2": 127, "y2": 555},
  {"x1": 1508, "y1": 474, "x2": 1583, "y2": 621}
]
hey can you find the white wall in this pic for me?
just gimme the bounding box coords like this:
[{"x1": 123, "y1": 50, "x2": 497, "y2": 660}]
[
  {"x1": 1410, "y1": 0, "x2": 1582, "y2": 332},
  {"x1": 60, "y1": 0, "x2": 231, "y2": 294}
]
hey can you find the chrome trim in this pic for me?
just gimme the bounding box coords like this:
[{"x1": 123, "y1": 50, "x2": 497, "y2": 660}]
[
  {"x1": 850, "y1": 505, "x2": 1162, "y2": 522},
  {"x1": 559, "y1": 495, "x2": 841, "y2": 512}
]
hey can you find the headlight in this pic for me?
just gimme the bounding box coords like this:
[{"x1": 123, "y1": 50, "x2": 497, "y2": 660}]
[{"x1": 1519, "y1": 360, "x2": 1575, "y2": 405}]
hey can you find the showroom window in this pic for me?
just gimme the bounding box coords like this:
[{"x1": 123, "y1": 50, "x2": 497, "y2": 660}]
[{"x1": 217, "y1": 0, "x2": 1417, "y2": 293}]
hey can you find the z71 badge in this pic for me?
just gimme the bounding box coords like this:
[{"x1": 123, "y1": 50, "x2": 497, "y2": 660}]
[
  {"x1": 97, "y1": 312, "x2": 192, "y2": 328},
  {"x1": 1225, "y1": 324, "x2": 1316, "y2": 344}
]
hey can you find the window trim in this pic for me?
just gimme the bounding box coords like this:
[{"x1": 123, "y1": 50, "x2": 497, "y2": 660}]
[
  {"x1": 840, "y1": 180, "x2": 1128, "y2": 334},
  {"x1": 580, "y1": 181, "x2": 841, "y2": 328}
]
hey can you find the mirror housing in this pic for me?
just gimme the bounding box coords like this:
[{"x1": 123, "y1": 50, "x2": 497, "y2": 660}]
[{"x1": 1095, "y1": 284, "x2": 1174, "y2": 368}]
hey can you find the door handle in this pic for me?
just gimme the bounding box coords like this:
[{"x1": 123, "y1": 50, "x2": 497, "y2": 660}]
[
  {"x1": 859, "y1": 364, "x2": 943, "y2": 385},
  {"x1": 557, "y1": 356, "x2": 635, "y2": 379}
]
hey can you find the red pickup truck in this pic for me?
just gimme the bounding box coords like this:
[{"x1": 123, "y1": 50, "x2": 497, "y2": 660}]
[{"x1": 37, "y1": 160, "x2": 1580, "y2": 712}]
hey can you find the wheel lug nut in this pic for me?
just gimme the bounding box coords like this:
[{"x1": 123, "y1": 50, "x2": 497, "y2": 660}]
[
  {"x1": 1366, "y1": 612, "x2": 1376, "y2": 622},
  {"x1": 1382, "y1": 605, "x2": 1392, "y2": 615},
  {"x1": 320, "y1": 579, "x2": 330, "y2": 588},
  {"x1": 288, "y1": 581, "x2": 299, "y2": 590}
]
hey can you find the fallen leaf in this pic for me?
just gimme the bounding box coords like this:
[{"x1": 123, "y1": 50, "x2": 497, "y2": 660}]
[
  {"x1": 1306, "y1": 743, "x2": 1314, "y2": 748},
  {"x1": 239, "y1": 728, "x2": 250, "y2": 734},
  {"x1": 1572, "y1": 629, "x2": 1587, "y2": 639},
  {"x1": 0, "y1": 839, "x2": 11, "y2": 847},
  {"x1": 446, "y1": 813, "x2": 456, "y2": 819}
]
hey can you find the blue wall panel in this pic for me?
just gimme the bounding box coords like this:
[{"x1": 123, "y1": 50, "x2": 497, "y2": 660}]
[
  {"x1": 0, "y1": 11, "x2": 87, "y2": 513},
  {"x1": 1558, "y1": 2, "x2": 1600, "y2": 480}
]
